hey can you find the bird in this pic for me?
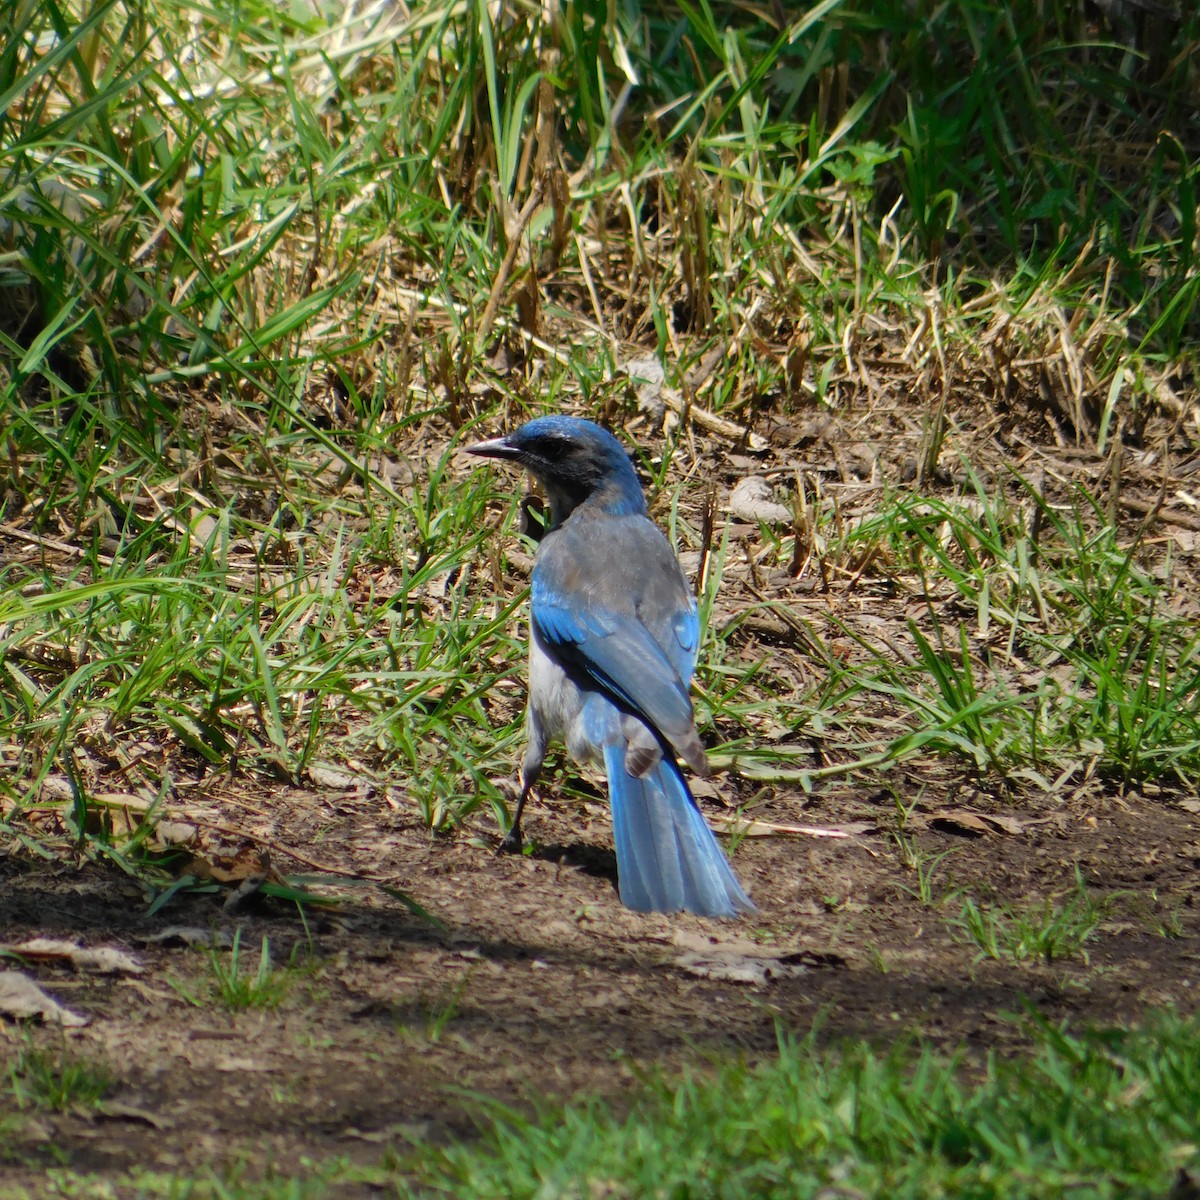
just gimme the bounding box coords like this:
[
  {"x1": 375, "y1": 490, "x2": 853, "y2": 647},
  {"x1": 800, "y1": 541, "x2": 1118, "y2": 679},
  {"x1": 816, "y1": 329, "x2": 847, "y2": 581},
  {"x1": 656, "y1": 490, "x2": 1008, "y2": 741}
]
[{"x1": 466, "y1": 415, "x2": 754, "y2": 918}]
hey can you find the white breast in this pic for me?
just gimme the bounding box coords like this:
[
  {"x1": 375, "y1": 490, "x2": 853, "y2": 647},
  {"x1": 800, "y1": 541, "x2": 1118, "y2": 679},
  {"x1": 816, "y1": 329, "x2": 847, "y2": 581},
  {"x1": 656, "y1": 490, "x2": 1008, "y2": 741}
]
[{"x1": 527, "y1": 626, "x2": 610, "y2": 768}]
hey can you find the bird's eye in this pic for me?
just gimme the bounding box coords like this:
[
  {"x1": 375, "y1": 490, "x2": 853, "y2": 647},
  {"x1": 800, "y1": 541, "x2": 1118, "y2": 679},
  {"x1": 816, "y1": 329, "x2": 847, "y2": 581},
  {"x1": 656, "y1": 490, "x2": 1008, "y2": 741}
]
[{"x1": 537, "y1": 436, "x2": 570, "y2": 462}]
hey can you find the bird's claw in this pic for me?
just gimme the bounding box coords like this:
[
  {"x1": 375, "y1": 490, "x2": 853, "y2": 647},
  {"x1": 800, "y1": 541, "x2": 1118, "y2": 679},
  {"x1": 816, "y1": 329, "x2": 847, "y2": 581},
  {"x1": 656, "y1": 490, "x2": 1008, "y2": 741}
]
[{"x1": 497, "y1": 828, "x2": 524, "y2": 855}]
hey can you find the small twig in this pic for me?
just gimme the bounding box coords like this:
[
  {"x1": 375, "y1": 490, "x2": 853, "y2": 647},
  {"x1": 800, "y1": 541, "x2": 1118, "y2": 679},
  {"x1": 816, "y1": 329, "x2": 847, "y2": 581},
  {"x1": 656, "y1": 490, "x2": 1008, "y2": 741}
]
[
  {"x1": 707, "y1": 814, "x2": 870, "y2": 840},
  {"x1": 1119, "y1": 494, "x2": 1200, "y2": 532},
  {"x1": 0, "y1": 523, "x2": 114, "y2": 566},
  {"x1": 657, "y1": 386, "x2": 765, "y2": 448}
]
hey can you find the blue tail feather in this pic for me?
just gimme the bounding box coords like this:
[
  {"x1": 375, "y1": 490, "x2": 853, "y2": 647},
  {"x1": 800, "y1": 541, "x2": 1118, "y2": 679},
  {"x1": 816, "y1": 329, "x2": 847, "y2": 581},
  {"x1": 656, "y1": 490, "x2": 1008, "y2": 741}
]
[{"x1": 605, "y1": 745, "x2": 755, "y2": 918}]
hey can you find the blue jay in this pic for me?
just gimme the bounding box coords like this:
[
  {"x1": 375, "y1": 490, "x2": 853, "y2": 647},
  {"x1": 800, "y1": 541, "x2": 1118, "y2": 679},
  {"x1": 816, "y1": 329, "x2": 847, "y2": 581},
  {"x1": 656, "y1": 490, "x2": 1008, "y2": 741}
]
[{"x1": 467, "y1": 415, "x2": 754, "y2": 918}]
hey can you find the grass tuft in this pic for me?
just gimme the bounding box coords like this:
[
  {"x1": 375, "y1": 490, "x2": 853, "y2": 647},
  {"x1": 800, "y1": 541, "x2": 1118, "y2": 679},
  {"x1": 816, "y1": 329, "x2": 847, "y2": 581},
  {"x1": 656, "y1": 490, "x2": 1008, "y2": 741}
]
[
  {"x1": 7, "y1": 1035, "x2": 112, "y2": 1112},
  {"x1": 414, "y1": 1012, "x2": 1200, "y2": 1198},
  {"x1": 949, "y1": 870, "x2": 1114, "y2": 965}
]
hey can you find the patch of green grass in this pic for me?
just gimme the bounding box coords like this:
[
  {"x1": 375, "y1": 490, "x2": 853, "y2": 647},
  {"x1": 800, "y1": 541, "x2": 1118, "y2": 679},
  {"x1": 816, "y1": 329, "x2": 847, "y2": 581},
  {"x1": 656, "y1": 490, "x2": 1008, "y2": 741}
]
[
  {"x1": 803, "y1": 479, "x2": 1200, "y2": 788},
  {"x1": 20, "y1": 1013, "x2": 1200, "y2": 1196},
  {"x1": 1128, "y1": 890, "x2": 1190, "y2": 941},
  {"x1": 206, "y1": 932, "x2": 293, "y2": 1011},
  {"x1": 6, "y1": 1037, "x2": 111, "y2": 1112},
  {"x1": 412, "y1": 1012, "x2": 1200, "y2": 1198},
  {"x1": 886, "y1": 791, "x2": 961, "y2": 908},
  {"x1": 0, "y1": 449, "x2": 526, "y2": 854},
  {"x1": 393, "y1": 966, "x2": 476, "y2": 1045},
  {"x1": 35, "y1": 1160, "x2": 369, "y2": 1199},
  {"x1": 705, "y1": 465, "x2": 1200, "y2": 795},
  {"x1": 894, "y1": 844, "x2": 961, "y2": 910},
  {"x1": 948, "y1": 871, "x2": 1113, "y2": 965},
  {"x1": 168, "y1": 928, "x2": 299, "y2": 1011}
]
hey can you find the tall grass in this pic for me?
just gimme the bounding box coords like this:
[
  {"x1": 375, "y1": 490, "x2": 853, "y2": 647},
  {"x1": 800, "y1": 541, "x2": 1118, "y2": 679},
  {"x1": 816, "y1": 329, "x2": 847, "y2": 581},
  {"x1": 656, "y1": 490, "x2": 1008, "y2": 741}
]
[
  {"x1": 0, "y1": 0, "x2": 1197, "y2": 869},
  {"x1": 415, "y1": 1012, "x2": 1200, "y2": 1198}
]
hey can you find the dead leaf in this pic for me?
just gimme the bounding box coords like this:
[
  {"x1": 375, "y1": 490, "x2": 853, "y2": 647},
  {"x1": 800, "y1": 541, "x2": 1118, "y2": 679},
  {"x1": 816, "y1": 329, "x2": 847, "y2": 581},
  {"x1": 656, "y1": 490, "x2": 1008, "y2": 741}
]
[
  {"x1": 90, "y1": 791, "x2": 154, "y2": 811},
  {"x1": 344, "y1": 1121, "x2": 432, "y2": 1143},
  {"x1": 928, "y1": 811, "x2": 991, "y2": 837},
  {"x1": 1178, "y1": 799, "x2": 1200, "y2": 815},
  {"x1": 672, "y1": 932, "x2": 843, "y2": 986},
  {"x1": 4, "y1": 938, "x2": 143, "y2": 975},
  {"x1": 214, "y1": 1056, "x2": 275, "y2": 1073},
  {"x1": 15, "y1": 1116, "x2": 53, "y2": 1143},
  {"x1": 188, "y1": 844, "x2": 270, "y2": 884},
  {"x1": 151, "y1": 820, "x2": 198, "y2": 848},
  {"x1": 0, "y1": 970, "x2": 89, "y2": 1025},
  {"x1": 729, "y1": 476, "x2": 793, "y2": 525},
  {"x1": 622, "y1": 355, "x2": 667, "y2": 419},
  {"x1": 144, "y1": 926, "x2": 235, "y2": 949},
  {"x1": 927, "y1": 809, "x2": 1025, "y2": 837},
  {"x1": 38, "y1": 775, "x2": 74, "y2": 802},
  {"x1": 977, "y1": 813, "x2": 1025, "y2": 835},
  {"x1": 1167, "y1": 528, "x2": 1200, "y2": 554},
  {"x1": 675, "y1": 952, "x2": 790, "y2": 985},
  {"x1": 95, "y1": 1101, "x2": 173, "y2": 1129},
  {"x1": 619, "y1": 354, "x2": 767, "y2": 449},
  {"x1": 307, "y1": 762, "x2": 359, "y2": 791}
]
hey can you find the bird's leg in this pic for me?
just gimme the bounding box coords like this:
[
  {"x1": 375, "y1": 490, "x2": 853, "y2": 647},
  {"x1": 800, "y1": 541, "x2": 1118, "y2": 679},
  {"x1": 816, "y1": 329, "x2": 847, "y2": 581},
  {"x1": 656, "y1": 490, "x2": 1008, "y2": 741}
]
[
  {"x1": 497, "y1": 778, "x2": 533, "y2": 855},
  {"x1": 498, "y1": 733, "x2": 544, "y2": 855}
]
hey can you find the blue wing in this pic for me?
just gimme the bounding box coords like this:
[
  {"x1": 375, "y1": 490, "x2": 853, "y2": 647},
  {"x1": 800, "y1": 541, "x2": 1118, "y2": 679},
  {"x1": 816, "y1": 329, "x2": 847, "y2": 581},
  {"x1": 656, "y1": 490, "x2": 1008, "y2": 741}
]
[{"x1": 530, "y1": 514, "x2": 700, "y2": 758}]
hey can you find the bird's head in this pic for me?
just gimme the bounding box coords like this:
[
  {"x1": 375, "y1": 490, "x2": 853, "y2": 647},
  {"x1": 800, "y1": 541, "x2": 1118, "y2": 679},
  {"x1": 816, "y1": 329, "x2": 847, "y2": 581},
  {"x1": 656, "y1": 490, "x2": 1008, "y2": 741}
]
[{"x1": 466, "y1": 415, "x2": 646, "y2": 524}]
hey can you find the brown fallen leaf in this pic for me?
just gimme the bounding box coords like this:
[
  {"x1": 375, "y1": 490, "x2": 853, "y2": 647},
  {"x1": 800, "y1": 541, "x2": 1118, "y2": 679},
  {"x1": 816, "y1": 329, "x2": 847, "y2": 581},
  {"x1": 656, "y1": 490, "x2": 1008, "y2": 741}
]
[
  {"x1": 0, "y1": 970, "x2": 89, "y2": 1026},
  {"x1": 187, "y1": 844, "x2": 271, "y2": 884},
  {"x1": 307, "y1": 762, "x2": 360, "y2": 791},
  {"x1": 150, "y1": 820, "x2": 199, "y2": 848},
  {"x1": 977, "y1": 812, "x2": 1025, "y2": 835},
  {"x1": 672, "y1": 931, "x2": 844, "y2": 986},
  {"x1": 37, "y1": 775, "x2": 75, "y2": 802},
  {"x1": 343, "y1": 1121, "x2": 433, "y2": 1144},
  {"x1": 90, "y1": 791, "x2": 155, "y2": 811},
  {"x1": 929, "y1": 812, "x2": 989, "y2": 837},
  {"x1": 214, "y1": 1056, "x2": 276, "y2": 1073},
  {"x1": 95, "y1": 1101, "x2": 174, "y2": 1130},
  {"x1": 144, "y1": 926, "x2": 235, "y2": 949},
  {"x1": 4, "y1": 938, "x2": 143, "y2": 975},
  {"x1": 729, "y1": 476, "x2": 793, "y2": 525},
  {"x1": 927, "y1": 809, "x2": 1025, "y2": 837}
]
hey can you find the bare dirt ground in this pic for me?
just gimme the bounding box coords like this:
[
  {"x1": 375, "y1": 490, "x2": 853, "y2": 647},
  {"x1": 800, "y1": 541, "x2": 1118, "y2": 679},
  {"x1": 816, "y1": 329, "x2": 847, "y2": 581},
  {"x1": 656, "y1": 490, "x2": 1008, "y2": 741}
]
[
  {"x1": 3, "y1": 401, "x2": 1200, "y2": 1194},
  {"x1": 2, "y1": 763, "x2": 1198, "y2": 1193}
]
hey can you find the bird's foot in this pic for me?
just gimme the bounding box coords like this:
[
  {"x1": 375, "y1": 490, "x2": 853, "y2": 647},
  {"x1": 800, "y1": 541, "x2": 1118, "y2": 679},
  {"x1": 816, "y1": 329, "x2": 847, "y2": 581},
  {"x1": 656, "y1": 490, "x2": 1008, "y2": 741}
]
[{"x1": 496, "y1": 827, "x2": 525, "y2": 855}]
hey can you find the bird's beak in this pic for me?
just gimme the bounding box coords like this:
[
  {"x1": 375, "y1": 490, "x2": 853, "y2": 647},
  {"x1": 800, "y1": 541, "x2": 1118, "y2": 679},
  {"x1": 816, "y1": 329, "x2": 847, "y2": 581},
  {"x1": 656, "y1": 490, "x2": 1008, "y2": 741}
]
[{"x1": 464, "y1": 434, "x2": 520, "y2": 460}]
